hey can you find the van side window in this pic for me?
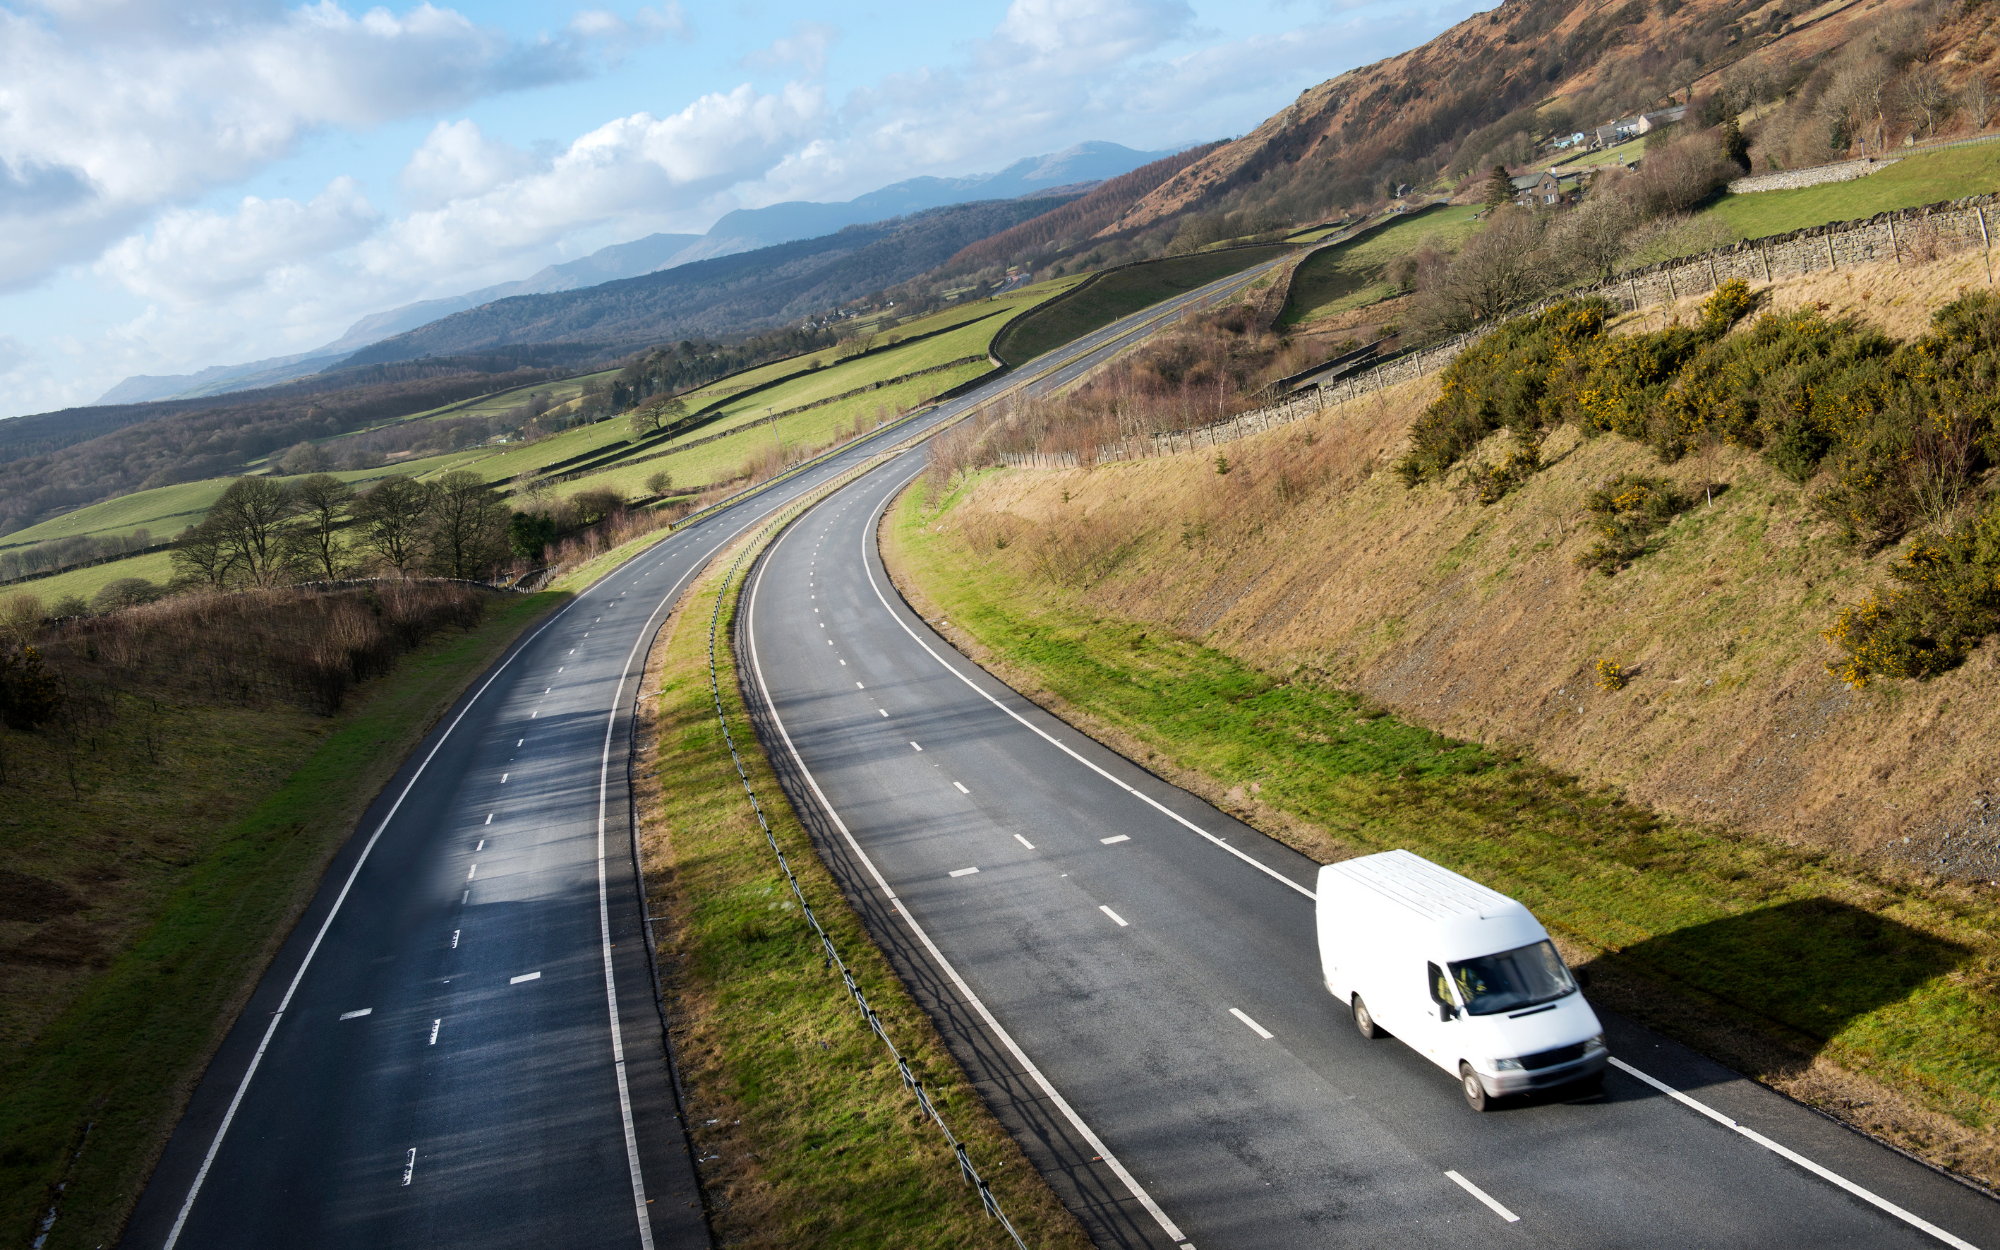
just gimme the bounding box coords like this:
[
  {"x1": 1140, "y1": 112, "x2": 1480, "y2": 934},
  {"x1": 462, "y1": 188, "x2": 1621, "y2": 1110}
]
[{"x1": 1427, "y1": 962, "x2": 1455, "y2": 1015}]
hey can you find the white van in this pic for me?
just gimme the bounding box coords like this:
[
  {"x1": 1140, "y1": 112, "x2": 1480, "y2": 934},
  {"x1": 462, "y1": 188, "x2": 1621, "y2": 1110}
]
[{"x1": 1316, "y1": 849, "x2": 1608, "y2": 1110}]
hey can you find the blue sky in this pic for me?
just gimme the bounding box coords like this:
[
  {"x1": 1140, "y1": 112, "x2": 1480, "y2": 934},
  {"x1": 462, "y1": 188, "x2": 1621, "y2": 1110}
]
[{"x1": 0, "y1": 0, "x2": 1484, "y2": 416}]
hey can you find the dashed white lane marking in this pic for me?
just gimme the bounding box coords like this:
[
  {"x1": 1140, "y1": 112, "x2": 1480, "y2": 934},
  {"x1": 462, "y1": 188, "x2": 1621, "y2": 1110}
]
[
  {"x1": 949, "y1": 867, "x2": 980, "y2": 878},
  {"x1": 1015, "y1": 834, "x2": 1036, "y2": 850},
  {"x1": 910, "y1": 741, "x2": 923, "y2": 751},
  {"x1": 839, "y1": 657, "x2": 845, "y2": 663},
  {"x1": 466, "y1": 864, "x2": 477, "y2": 880},
  {"x1": 1445, "y1": 1170, "x2": 1519, "y2": 1223},
  {"x1": 953, "y1": 781, "x2": 969, "y2": 794},
  {"x1": 500, "y1": 772, "x2": 509, "y2": 783},
  {"x1": 517, "y1": 739, "x2": 523, "y2": 747},
  {"x1": 338, "y1": 1008, "x2": 372, "y2": 1021},
  {"x1": 451, "y1": 929, "x2": 459, "y2": 948},
  {"x1": 1099, "y1": 905, "x2": 1130, "y2": 927},
  {"x1": 879, "y1": 709, "x2": 889, "y2": 717},
  {"x1": 475, "y1": 840, "x2": 484, "y2": 852},
  {"x1": 1101, "y1": 834, "x2": 1130, "y2": 845},
  {"x1": 510, "y1": 971, "x2": 541, "y2": 984},
  {"x1": 484, "y1": 813, "x2": 493, "y2": 825},
  {"x1": 856, "y1": 681, "x2": 864, "y2": 688},
  {"x1": 1608, "y1": 1057, "x2": 1981, "y2": 1249},
  {"x1": 1228, "y1": 1008, "x2": 1273, "y2": 1039},
  {"x1": 402, "y1": 1148, "x2": 416, "y2": 1187},
  {"x1": 429, "y1": 1019, "x2": 441, "y2": 1045}
]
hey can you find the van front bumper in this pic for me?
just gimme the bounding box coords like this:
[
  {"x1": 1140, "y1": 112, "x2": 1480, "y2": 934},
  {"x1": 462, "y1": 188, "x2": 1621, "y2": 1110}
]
[{"x1": 1476, "y1": 1047, "x2": 1609, "y2": 1096}]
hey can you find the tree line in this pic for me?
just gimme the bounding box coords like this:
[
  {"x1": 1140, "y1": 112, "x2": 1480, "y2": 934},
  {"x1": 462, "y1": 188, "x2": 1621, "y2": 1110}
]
[{"x1": 170, "y1": 471, "x2": 513, "y2": 589}]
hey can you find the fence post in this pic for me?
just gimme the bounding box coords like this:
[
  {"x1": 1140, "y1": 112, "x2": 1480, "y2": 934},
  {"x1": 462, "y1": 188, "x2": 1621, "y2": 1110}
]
[
  {"x1": 1889, "y1": 215, "x2": 1901, "y2": 264},
  {"x1": 1980, "y1": 205, "x2": 1994, "y2": 286},
  {"x1": 1827, "y1": 233, "x2": 1838, "y2": 272}
]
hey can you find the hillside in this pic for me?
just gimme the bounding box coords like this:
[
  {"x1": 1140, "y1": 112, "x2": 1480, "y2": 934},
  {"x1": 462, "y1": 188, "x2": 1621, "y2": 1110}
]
[{"x1": 340, "y1": 197, "x2": 1081, "y2": 368}]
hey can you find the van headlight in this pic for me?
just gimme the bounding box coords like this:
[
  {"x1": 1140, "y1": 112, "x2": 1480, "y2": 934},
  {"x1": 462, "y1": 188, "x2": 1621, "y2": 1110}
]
[
  {"x1": 1491, "y1": 1057, "x2": 1524, "y2": 1072},
  {"x1": 1586, "y1": 1033, "x2": 1605, "y2": 1051}
]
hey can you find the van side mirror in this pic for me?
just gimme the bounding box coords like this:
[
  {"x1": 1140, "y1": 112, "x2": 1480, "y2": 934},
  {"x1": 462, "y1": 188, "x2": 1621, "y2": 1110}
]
[
  {"x1": 1574, "y1": 968, "x2": 1592, "y2": 990},
  {"x1": 1436, "y1": 1001, "x2": 1457, "y2": 1022}
]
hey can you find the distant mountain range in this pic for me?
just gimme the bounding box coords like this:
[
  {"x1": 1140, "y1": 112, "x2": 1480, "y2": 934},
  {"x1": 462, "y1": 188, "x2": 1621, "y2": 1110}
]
[{"x1": 94, "y1": 141, "x2": 1173, "y2": 406}]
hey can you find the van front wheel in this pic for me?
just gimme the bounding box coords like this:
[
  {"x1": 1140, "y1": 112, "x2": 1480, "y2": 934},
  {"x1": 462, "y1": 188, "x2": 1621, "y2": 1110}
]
[
  {"x1": 1460, "y1": 1064, "x2": 1491, "y2": 1112},
  {"x1": 1352, "y1": 995, "x2": 1381, "y2": 1040}
]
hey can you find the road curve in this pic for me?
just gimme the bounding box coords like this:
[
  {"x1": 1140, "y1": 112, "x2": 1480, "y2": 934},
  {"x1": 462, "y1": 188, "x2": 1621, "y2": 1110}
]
[
  {"x1": 121, "y1": 256, "x2": 1285, "y2": 1250},
  {"x1": 736, "y1": 451, "x2": 2000, "y2": 1249}
]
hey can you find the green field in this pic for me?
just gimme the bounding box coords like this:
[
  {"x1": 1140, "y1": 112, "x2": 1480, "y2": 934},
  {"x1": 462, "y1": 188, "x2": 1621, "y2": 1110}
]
[
  {"x1": 993, "y1": 248, "x2": 1289, "y2": 367},
  {"x1": 1280, "y1": 204, "x2": 1487, "y2": 326},
  {"x1": 1703, "y1": 142, "x2": 2000, "y2": 241}
]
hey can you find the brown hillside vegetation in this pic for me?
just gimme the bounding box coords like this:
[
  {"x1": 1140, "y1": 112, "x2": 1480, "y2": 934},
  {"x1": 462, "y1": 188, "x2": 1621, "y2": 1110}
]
[
  {"x1": 936, "y1": 248, "x2": 1999, "y2": 874},
  {"x1": 944, "y1": 142, "x2": 1228, "y2": 271},
  {"x1": 1110, "y1": 0, "x2": 1945, "y2": 234}
]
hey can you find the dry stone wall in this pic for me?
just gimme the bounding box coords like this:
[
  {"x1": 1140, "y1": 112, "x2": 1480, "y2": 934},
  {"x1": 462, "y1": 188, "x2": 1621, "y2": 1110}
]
[
  {"x1": 1726, "y1": 157, "x2": 1897, "y2": 195},
  {"x1": 997, "y1": 192, "x2": 2000, "y2": 472}
]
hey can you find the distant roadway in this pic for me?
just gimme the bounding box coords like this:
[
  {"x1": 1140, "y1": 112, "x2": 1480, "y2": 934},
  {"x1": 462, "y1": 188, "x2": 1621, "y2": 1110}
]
[{"x1": 122, "y1": 255, "x2": 1285, "y2": 1249}]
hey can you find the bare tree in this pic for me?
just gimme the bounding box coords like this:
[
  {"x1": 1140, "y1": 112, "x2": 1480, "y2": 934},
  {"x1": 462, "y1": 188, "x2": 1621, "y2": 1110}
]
[
  {"x1": 1550, "y1": 193, "x2": 1638, "y2": 285},
  {"x1": 1903, "y1": 63, "x2": 1955, "y2": 137},
  {"x1": 423, "y1": 471, "x2": 510, "y2": 580},
  {"x1": 1819, "y1": 60, "x2": 1891, "y2": 153},
  {"x1": 352, "y1": 475, "x2": 434, "y2": 575},
  {"x1": 628, "y1": 394, "x2": 688, "y2": 439},
  {"x1": 169, "y1": 522, "x2": 235, "y2": 589},
  {"x1": 289, "y1": 473, "x2": 356, "y2": 581},
  {"x1": 204, "y1": 476, "x2": 297, "y2": 586},
  {"x1": 1964, "y1": 74, "x2": 1994, "y2": 131},
  {"x1": 1410, "y1": 209, "x2": 1554, "y2": 336}
]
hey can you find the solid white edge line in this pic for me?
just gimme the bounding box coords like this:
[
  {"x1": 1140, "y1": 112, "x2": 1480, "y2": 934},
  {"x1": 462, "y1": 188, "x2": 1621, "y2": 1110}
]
[
  {"x1": 1445, "y1": 1169, "x2": 1520, "y2": 1223},
  {"x1": 1227, "y1": 1008, "x2": 1273, "y2": 1040},
  {"x1": 746, "y1": 476, "x2": 1190, "y2": 1247},
  {"x1": 162, "y1": 588, "x2": 590, "y2": 1250},
  {"x1": 855, "y1": 472, "x2": 1315, "y2": 903},
  {"x1": 1607, "y1": 1058, "x2": 1981, "y2": 1250}
]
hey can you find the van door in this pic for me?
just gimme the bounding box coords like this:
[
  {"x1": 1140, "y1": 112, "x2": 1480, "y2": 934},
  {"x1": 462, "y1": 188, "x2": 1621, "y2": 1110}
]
[{"x1": 1402, "y1": 960, "x2": 1463, "y2": 1073}]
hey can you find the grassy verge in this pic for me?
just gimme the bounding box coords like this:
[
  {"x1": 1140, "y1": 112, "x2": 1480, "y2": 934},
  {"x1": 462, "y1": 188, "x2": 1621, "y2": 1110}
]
[
  {"x1": 1703, "y1": 141, "x2": 2000, "y2": 240},
  {"x1": 1280, "y1": 204, "x2": 1486, "y2": 327},
  {"x1": 0, "y1": 590, "x2": 565, "y2": 1249},
  {"x1": 628, "y1": 533, "x2": 1090, "y2": 1247},
  {"x1": 885, "y1": 474, "x2": 2000, "y2": 1185},
  {"x1": 994, "y1": 247, "x2": 1291, "y2": 366}
]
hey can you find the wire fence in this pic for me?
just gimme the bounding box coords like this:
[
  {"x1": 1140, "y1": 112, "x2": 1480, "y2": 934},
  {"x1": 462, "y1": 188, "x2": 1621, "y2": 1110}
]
[{"x1": 698, "y1": 490, "x2": 1031, "y2": 1250}]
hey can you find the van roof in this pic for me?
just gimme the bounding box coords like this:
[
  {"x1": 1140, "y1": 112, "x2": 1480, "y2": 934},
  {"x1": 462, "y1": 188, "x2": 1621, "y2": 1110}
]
[{"x1": 1324, "y1": 849, "x2": 1522, "y2": 922}]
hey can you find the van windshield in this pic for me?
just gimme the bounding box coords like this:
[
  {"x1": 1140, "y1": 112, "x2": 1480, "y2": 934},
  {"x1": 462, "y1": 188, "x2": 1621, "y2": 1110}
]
[{"x1": 1448, "y1": 941, "x2": 1576, "y2": 1016}]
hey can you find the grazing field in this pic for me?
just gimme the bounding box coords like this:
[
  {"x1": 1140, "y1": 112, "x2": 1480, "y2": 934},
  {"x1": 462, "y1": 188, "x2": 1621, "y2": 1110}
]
[
  {"x1": 0, "y1": 589, "x2": 564, "y2": 1248},
  {"x1": 1280, "y1": 204, "x2": 1486, "y2": 327},
  {"x1": 993, "y1": 248, "x2": 1288, "y2": 366},
  {"x1": 1702, "y1": 142, "x2": 2000, "y2": 241}
]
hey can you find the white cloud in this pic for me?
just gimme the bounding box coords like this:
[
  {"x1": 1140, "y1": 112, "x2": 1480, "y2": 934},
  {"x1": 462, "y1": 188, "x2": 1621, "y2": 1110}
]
[
  {"x1": 95, "y1": 177, "x2": 381, "y2": 304},
  {"x1": 0, "y1": 1, "x2": 587, "y2": 291},
  {"x1": 363, "y1": 82, "x2": 826, "y2": 276},
  {"x1": 400, "y1": 120, "x2": 541, "y2": 211},
  {"x1": 988, "y1": 0, "x2": 1195, "y2": 68},
  {"x1": 744, "y1": 21, "x2": 837, "y2": 76}
]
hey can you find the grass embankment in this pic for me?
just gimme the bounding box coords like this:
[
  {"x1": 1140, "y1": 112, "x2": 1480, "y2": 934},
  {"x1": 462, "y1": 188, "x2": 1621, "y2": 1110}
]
[
  {"x1": 884, "y1": 422, "x2": 2000, "y2": 1183},
  {"x1": 629, "y1": 538, "x2": 1089, "y2": 1247},
  {"x1": 1703, "y1": 141, "x2": 2000, "y2": 240},
  {"x1": 0, "y1": 590, "x2": 564, "y2": 1248},
  {"x1": 994, "y1": 247, "x2": 1291, "y2": 366},
  {"x1": 1280, "y1": 204, "x2": 1486, "y2": 327}
]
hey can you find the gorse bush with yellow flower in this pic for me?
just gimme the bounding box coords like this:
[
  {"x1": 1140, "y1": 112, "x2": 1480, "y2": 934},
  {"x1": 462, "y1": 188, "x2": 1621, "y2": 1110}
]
[{"x1": 1397, "y1": 280, "x2": 2000, "y2": 686}]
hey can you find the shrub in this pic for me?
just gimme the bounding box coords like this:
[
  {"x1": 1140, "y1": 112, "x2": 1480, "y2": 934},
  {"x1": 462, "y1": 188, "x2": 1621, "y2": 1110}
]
[
  {"x1": 1824, "y1": 499, "x2": 2000, "y2": 687},
  {"x1": 1596, "y1": 658, "x2": 1629, "y2": 691},
  {"x1": 1577, "y1": 474, "x2": 1691, "y2": 574},
  {"x1": 91, "y1": 578, "x2": 165, "y2": 613},
  {"x1": 0, "y1": 643, "x2": 64, "y2": 727}
]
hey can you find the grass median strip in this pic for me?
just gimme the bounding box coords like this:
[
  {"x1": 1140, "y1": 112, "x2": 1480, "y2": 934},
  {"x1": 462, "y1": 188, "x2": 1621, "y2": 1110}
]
[
  {"x1": 631, "y1": 529, "x2": 1090, "y2": 1248},
  {"x1": 885, "y1": 475, "x2": 2000, "y2": 1187},
  {"x1": 0, "y1": 588, "x2": 565, "y2": 1249}
]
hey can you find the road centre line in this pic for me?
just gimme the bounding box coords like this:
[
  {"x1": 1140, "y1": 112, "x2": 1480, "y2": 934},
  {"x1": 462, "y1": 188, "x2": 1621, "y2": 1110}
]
[
  {"x1": 164, "y1": 478, "x2": 800, "y2": 1250},
  {"x1": 429, "y1": 1019, "x2": 441, "y2": 1045},
  {"x1": 1101, "y1": 835, "x2": 1130, "y2": 845},
  {"x1": 1607, "y1": 1058, "x2": 1981, "y2": 1249},
  {"x1": 338, "y1": 1008, "x2": 372, "y2": 1021},
  {"x1": 1099, "y1": 905, "x2": 1130, "y2": 927},
  {"x1": 402, "y1": 1148, "x2": 416, "y2": 1187},
  {"x1": 1015, "y1": 834, "x2": 1036, "y2": 850},
  {"x1": 950, "y1": 867, "x2": 980, "y2": 878},
  {"x1": 854, "y1": 480, "x2": 1315, "y2": 903},
  {"x1": 1445, "y1": 1170, "x2": 1519, "y2": 1223},
  {"x1": 910, "y1": 741, "x2": 922, "y2": 751},
  {"x1": 1227, "y1": 1008, "x2": 1273, "y2": 1039},
  {"x1": 745, "y1": 474, "x2": 1190, "y2": 1247},
  {"x1": 954, "y1": 781, "x2": 969, "y2": 794},
  {"x1": 510, "y1": 971, "x2": 541, "y2": 984}
]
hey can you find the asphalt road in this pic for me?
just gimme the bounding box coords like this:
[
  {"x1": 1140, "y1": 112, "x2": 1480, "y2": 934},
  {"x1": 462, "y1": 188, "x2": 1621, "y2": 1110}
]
[
  {"x1": 736, "y1": 453, "x2": 2000, "y2": 1250},
  {"x1": 122, "y1": 256, "x2": 1284, "y2": 1250}
]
